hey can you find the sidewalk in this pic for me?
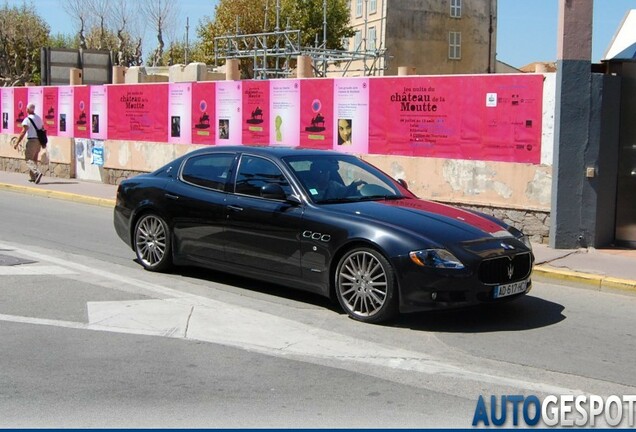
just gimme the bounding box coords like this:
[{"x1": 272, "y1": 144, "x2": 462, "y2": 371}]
[{"x1": 1, "y1": 170, "x2": 636, "y2": 295}]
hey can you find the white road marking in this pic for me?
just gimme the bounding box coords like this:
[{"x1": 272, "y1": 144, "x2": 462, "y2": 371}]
[
  {"x1": 0, "y1": 265, "x2": 77, "y2": 275},
  {"x1": 0, "y1": 241, "x2": 604, "y2": 396}
]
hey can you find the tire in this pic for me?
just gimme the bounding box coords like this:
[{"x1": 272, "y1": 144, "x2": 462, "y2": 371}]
[
  {"x1": 133, "y1": 213, "x2": 173, "y2": 272},
  {"x1": 335, "y1": 247, "x2": 398, "y2": 323}
]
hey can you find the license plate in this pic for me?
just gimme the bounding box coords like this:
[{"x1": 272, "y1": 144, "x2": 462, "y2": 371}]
[{"x1": 493, "y1": 280, "x2": 528, "y2": 299}]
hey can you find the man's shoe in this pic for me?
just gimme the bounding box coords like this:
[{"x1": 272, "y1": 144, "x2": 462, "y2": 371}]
[
  {"x1": 35, "y1": 173, "x2": 43, "y2": 184},
  {"x1": 28, "y1": 178, "x2": 34, "y2": 182}
]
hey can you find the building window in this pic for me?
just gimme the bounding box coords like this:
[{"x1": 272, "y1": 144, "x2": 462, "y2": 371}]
[
  {"x1": 354, "y1": 30, "x2": 362, "y2": 50},
  {"x1": 346, "y1": 0, "x2": 352, "y2": 14},
  {"x1": 343, "y1": 36, "x2": 350, "y2": 51},
  {"x1": 450, "y1": 0, "x2": 461, "y2": 18},
  {"x1": 449, "y1": 31, "x2": 461, "y2": 59},
  {"x1": 368, "y1": 26, "x2": 376, "y2": 51},
  {"x1": 355, "y1": 0, "x2": 363, "y2": 17},
  {"x1": 369, "y1": 0, "x2": 377, "y2": 14}
]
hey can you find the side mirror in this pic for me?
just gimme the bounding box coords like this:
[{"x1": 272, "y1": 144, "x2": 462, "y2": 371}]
[
  {"x1": 397, "y1": 178, "x2": 409, "y2": 190},
  {"x1": 261, "y1": 183, "x2": 288, "y2": 201}
]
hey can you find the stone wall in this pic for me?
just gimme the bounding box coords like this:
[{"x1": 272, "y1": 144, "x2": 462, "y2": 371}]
[
  {"x1": 0, "y1": 157, "x2": 70, "y2": 179},
  {"x1": 459, "y1": 204, "x2": 550, "y2": 244}
]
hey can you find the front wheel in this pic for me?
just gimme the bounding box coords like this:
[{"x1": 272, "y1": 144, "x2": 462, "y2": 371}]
[
  {"x1": 133, "y1": 213, "x2": 173, "y2": 272},
  {"x1": 335, "y1": 247, "x2": 398, "y2": 323}
]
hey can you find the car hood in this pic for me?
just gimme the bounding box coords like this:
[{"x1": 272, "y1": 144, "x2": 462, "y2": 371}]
[{"x1": 325, "y1": 197, "x2": 516, "y2": 245}]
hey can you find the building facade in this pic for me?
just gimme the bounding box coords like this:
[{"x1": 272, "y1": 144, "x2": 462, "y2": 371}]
[{"x1": 341, "y1": 0, "x2": 497, "y2": 76}]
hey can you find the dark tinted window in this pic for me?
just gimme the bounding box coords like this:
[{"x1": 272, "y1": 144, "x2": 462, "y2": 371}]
[
  {"x1": 235, "y1": 155, "x2": 291, "y2": 198},
  {"x1": 181, "y1": 153, "x2": 234, "y2": 190}
]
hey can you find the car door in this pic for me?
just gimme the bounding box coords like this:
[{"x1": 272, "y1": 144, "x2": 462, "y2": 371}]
[
  {"x1": 165, "y1": 152, "x2": 236, "y2": 265},
  {"x1": 225, "y1": 154, "x2": 303, "y2": 277}
]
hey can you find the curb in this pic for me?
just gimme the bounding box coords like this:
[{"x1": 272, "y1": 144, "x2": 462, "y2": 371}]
[
  {"x1": 533, "y1": 265, "x2": 636, "y2": 294},
  {"x1": 0, "y1": 182, "x2": 116, "y2": 208}
]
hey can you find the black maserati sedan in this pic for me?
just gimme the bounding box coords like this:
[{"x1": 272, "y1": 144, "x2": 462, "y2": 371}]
[{"x1": 114, "y1": 146, "x2": 534, "y2": 324}]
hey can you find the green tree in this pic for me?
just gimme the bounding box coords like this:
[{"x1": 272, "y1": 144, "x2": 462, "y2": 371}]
[
  {"x1": 280, "y1": 0, "x2": 354, "y2": 49},
  {"x1": 0, "y1": 3, "x2": 50, "y2": 86},
  {"x1": 48, "y1": 33, "x2": 77, "y2": 49}
]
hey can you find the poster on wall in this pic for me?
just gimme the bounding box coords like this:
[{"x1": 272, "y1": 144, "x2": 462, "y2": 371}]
[
  {"x1": 58, "y1": 86, "x2": 74, "y2": 137},
  {"x1": 1, "y1": 87, "x2": 14, "y2": 134},
  {"x1": 168, "y1": 83, "x2": 192, "y2": 144},
  {"x1": 73, "y1": 85, "x2": 90, "y2": 139},
  {"x1": 269, "y1": 79, "x2": 300, "y2": 147},
  {"x1": 27, "y1": 87, "x2": 44, "y2": 122},
  {"x1": 74, "y1": 138, "x2": 104, "y2": 182},
  {"x1": 43, "y1": 87, "x2": 58, "y2": 135},
  {"x1": 215, "y1": 81, "x2": 242, "y2": 145},
  {"x1": 13, "y1": 87, "x2": 28, "y2": 133},
  {"x1": 333, "y1": 78, "x2": 369, "y2": 154},
  {"x1": 368, "y1": 75, "x2": 543, "y2": 163},
  {"x1": 90, "y1": 86, "x2": 108, "y2": 140},
  {"x1": 242, "y1": 81, "x2": 269, "y2": 146},
  {"x1": 191, "y1": 82, "x2": 215, "y2": 145},
  {"x1": 107, "y1": 84, "x2": 169, "y2": 142},
  {"x1": 300, "y1": 79, "x2": 334, "y2": 149}
]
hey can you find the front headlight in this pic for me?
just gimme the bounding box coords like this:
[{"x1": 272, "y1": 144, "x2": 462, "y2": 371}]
[
  {"x1": 518, "y1": 235, "x2": 532, "y2": 250},
  {"x1": 409, "y1": 249, "x2": 465, "y2": 269}
]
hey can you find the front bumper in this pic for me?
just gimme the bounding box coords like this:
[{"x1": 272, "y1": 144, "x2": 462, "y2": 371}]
[{"x1": 393, "y1": 255, "x2": 533, "y2": 313}]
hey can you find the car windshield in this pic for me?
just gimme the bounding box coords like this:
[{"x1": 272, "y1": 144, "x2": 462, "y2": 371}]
[{"x1": 283, "y1": 154, "x2": 404, "y2": 204}]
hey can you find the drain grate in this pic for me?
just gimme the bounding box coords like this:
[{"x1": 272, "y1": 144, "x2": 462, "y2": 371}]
[{"x1": 0, "y1": 254, "x2": 36, "y2": 266}]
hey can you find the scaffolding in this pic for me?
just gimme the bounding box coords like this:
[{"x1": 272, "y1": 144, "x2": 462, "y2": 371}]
[{"x1": 213, "y1": 0, "x2": 388, "y2": 79}]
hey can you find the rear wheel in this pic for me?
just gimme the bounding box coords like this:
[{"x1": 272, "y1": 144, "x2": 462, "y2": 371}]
[
  {"x1": 133, "y1": 213, "x2": 172, "y2": 272},
  {"x1": 335, "y1": 247, "x2": 398, "y2": 323}
]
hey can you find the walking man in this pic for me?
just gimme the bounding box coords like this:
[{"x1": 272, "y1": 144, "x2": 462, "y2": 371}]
[{"x1": 14, "y1": 103, "x2": 44, "y2": 184}]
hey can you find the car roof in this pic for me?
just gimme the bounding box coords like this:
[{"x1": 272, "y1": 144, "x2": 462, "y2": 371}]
[{"x1": 188, "y1": 145, "x2": 348, "y2": 159}]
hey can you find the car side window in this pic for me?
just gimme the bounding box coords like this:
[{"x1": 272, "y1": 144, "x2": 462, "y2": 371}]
[
  {"x1": 235, "y1": 155, "x2": 291, "y2": 198},
  {"x1": 181, "y1": 154, "x2": 234, "y2": 191}
]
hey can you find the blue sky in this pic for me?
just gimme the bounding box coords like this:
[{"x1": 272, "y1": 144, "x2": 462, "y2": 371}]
[{"x1": 5, "y1": 0, "x2": 636, "y2": 68}]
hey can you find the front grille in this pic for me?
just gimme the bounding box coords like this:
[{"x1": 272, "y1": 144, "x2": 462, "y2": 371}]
[{"x1": 478, "y1": 252, "x2": 532, "y2": 285}]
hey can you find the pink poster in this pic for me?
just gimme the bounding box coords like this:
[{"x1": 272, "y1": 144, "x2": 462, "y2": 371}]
[
  {"x1": 90, "y1": 86, "x2": 108, "y2": 140},
  {"x1": 43, "y1": 87, "x2": 58, "y2": 135},
  {"x1": 168, "y1": 83, "x2": 192, "y2": 144},
  {"x1": 58, "y1": 86, "x2": 74, "y2": 137},
  {"x1": 269, "y1": 79, "x2": 300, "y2": 147},
  {"x1": 73, "y1": 86, "x2": 90, "y2": 138},
  {"x1": 107, "y1": 84, "x2": 169, "y2": 142},
  {"x1": 215, "y1": 81, "x2": 242, "y2": 145},
  {"x1": 333, "y1": 78, "x2": 369, "y2": 154},
  {"x1": 242, "y1": 81, "x2": 269, "y2": 146},
  {"x1": 1, "y1": 87, "x2": 14, "y2": 134},
  {"x1": 27, "y1": 87, "x2": 44, "y2": 121},
  {"x1": 300, "y1": 79, "x2": 334, "y2": 149},
  {"x1": 191, "y1": 82, "x2": 215, "y2": 145},
  {"x1": 368, "y1": 75, "x2": 543, "y2": 163},
  {"x1": 14, "y1": 87, "x2": 28, "y2": 133}
]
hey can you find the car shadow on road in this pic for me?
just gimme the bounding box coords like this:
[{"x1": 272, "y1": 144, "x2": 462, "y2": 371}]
[
  {"x1": 173, "y1": 266, "x2": 340, "y2": 311},
  {"x1": 394, "y1": 295, "x2": 565, "y2": 333},
  {"x1": 167, "y1": 266, "x2": 564, "y2": 332}
]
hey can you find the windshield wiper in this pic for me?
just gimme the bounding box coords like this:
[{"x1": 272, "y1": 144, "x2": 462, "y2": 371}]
[{"x1": 316, "y1": 197, "x2": 357, "y2": 204}]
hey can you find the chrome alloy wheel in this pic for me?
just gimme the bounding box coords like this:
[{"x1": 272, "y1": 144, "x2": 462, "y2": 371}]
[
  {"x1": 336, "y1": 249, "x2": 391, "y2": 319},
  {"x1": 134, "y1": 214, "x2": 170, "y2": 270}
]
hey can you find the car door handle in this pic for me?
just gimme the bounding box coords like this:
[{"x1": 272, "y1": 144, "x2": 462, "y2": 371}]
[
  {"x1": 165, "y1": 193, "x2": 179, "y2": 200},
  {"x1": 228, "y1": 205, "x2": 243, "y2": 212}
]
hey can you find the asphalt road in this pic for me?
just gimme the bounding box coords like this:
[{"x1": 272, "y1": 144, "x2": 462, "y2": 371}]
[{"x1": 1, "y1": 190, "x2": 635, "y2": 428}]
